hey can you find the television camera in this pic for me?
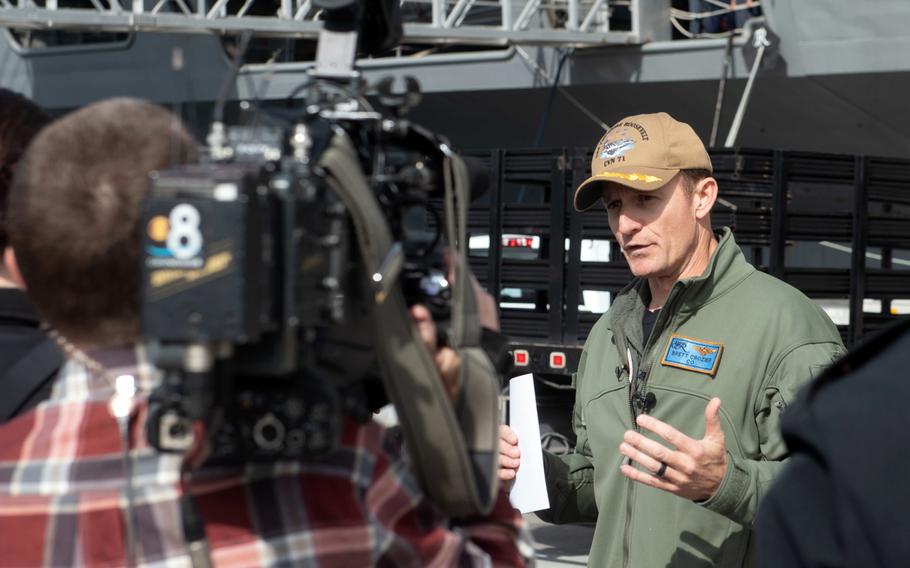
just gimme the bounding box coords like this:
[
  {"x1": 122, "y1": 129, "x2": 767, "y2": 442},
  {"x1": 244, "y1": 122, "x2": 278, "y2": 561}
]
[{"x1": 139, "y1": 0, "x2": 504, "y2": 518}]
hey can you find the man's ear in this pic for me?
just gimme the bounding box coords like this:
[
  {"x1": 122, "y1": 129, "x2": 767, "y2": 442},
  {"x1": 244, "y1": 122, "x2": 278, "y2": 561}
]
[
  {"x1": 3, "y1": 248, "x2": 27, "y2": 290},
  {"x1": 693, "y1": 177, "x2": 718, "y2": 221}
]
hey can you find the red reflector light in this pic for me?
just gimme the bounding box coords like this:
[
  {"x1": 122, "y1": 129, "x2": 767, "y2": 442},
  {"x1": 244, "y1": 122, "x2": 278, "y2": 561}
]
[
  {"x1": 514, "y1": 349, "x2": 530, "y2": 366},
  {"x1": 549, "y1": 352, "x2": 566, "y2": 369}
]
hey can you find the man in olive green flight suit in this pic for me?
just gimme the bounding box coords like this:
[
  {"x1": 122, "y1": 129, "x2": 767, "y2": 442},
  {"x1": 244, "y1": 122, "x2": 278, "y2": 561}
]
[{"x1": 499, "y1": 112, "x2": 844, "y2": 567}]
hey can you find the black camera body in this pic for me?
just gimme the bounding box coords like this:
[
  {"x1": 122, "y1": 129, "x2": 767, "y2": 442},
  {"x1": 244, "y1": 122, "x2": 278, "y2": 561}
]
[
  {"x1": 140, "y1": 155, "x2": 358, "y2": 460},
  {"x1": 139, "y1": 85, "x2": 464, "y2": 462},
  {"x1": 139, "y1": 4, "x2": 504, "y2": 521}
]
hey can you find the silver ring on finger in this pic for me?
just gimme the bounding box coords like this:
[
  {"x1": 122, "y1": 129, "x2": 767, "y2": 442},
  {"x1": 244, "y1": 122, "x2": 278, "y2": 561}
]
[{"x1": 656, "y1": 462, "x2": 668, "y2": 478}]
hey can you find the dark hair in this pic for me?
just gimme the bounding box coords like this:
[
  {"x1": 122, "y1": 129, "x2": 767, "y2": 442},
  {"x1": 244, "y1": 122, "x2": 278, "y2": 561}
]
[
  {"x1": 680, "y1": 169, "x2": 713, "y2": 196},
  {"x1": 8, "y1": 98, "x2": 197, "y2": 346},
  {"x1": 0, "y1": 90, "x2": 50, "y2": 253}
]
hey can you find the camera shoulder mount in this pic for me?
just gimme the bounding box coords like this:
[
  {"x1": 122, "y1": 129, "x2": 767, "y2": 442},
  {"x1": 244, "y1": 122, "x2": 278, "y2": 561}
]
[{"x1": 318, "y1": 131, "x2": 500, "y2": 516}]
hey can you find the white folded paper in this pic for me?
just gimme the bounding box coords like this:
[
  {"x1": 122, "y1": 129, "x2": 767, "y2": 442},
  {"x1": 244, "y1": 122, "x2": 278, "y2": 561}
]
[{"x1": 508, "y1": 373, "x2": 550, "y2": 513}]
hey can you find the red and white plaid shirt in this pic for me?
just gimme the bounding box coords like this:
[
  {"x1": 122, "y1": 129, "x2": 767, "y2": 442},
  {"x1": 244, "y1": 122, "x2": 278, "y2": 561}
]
[{"x1": 0, "y1": 345, "x2": 531, "y2": 567}]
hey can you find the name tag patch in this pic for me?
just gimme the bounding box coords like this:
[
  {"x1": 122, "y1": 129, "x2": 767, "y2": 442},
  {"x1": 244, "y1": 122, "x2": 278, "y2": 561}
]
[{"x1": 661, "y1": 335, "x2": 723, "y2": 376}]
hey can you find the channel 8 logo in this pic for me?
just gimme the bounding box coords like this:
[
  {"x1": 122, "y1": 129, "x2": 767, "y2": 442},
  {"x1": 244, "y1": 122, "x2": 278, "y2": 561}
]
[{"x1": 146, "y1": 204, "x2": 203, "y2": 260}]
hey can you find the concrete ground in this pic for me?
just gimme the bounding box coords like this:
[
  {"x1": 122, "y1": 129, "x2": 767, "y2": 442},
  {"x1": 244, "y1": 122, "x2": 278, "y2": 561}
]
[{"x1": 526, "y1": 514, "x2": 594, "y2": 567}]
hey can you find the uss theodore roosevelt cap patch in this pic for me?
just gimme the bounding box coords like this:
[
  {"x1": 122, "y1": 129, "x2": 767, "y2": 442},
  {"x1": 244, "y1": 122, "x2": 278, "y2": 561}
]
[{"x1": 573, "y1": 112, "x2": 713, "y2": 211}]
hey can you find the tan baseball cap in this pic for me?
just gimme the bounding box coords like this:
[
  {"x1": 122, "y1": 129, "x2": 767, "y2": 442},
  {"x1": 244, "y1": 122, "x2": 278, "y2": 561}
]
[{"x1": 573, "y1": 112, "x2": 713, "y2": 211}]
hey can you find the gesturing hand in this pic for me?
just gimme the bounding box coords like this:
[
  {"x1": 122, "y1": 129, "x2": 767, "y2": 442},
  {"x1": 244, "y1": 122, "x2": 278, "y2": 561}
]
[{"x1": 618, "y1": 397, "x2": 728, "y2": 501}]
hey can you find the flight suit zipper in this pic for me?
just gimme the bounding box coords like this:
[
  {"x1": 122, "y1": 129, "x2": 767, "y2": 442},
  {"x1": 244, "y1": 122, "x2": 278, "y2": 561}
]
[{"x1": 620, "y1": 285, "x2": 684, "y2": 568}]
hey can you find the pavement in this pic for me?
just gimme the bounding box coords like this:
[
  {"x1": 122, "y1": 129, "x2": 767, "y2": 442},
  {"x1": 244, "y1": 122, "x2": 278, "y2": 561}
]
[{"x1": 526, "y1": 514, "x2": 594, "y2": 567}]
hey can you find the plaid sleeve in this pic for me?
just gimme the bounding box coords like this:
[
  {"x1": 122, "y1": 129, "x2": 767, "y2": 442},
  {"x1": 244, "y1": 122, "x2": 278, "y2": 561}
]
[
  {"x1": 365, "y1": 423, "x2": 533, "y2": 567},
  {"x1": 454, "y1": 490, "x2": 534, "y2": 568},
  {"x1": 0, "y1": 349, "x2": 534, "y2": 568}
]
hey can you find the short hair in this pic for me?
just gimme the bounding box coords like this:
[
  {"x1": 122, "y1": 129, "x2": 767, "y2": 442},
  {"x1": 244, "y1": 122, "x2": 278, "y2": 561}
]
[
  {"x1": 0, "y1": 90, "x2": 50, "y2": 253},
  {"x1": 8, "y1": 98, "x2": 197, "y2": 346},
  {"x1": 680, "y1": 169, "x2": 712, "y2": 196}
]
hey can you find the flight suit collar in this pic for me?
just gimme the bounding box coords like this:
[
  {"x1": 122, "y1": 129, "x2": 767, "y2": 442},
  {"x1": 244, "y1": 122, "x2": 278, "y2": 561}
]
[{"x1": 608, "y1": 228, "x2": 753, "y2": 361}]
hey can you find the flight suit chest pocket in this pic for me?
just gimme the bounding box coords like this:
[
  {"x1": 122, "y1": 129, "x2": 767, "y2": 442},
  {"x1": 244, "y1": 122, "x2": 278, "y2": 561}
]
[
  {"x1": 579, "y1": 361, "x2": 627, "y2": 402},
  {"x1": 579, "y1": 383, "x2": 631, "y2": 462}
]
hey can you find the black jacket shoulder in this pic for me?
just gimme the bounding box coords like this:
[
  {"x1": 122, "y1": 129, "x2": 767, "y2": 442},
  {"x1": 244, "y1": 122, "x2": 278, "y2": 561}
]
[{"x1": 757, "y1": 317, "x2": 910, "y2": 568}]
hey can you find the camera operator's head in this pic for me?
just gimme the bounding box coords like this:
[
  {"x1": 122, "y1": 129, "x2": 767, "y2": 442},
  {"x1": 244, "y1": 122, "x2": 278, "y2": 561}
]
[
  {"x1": 7, "y1": 98, "x2": 197, "y2": 347},
  {"x1": 0, "y1": 89, "x2": 50, "y2": 285}
]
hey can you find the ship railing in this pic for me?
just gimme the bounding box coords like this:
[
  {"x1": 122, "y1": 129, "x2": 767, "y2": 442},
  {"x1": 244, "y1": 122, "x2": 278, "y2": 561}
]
[
  {"x1": 670, "y1": 0, "x2": 762, "y2": 39},
  {"x1": 0, "y1": 0, "x2": 674, "y2": 46}
]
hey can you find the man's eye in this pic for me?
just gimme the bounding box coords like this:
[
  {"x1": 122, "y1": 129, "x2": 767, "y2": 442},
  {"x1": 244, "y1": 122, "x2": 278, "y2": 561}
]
[{"x1": 604, "y1": 200, "x2": 620, "y2": 210}]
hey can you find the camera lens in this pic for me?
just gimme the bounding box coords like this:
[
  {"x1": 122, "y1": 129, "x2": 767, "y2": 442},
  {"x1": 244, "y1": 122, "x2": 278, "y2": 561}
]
[{"x1": 252, "y1": 414, "x2": 286, "y2": 452}]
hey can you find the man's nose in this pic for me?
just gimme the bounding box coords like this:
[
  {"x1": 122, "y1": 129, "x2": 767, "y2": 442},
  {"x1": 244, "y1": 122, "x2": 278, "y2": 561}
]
[{"x1": 616, "y1": 210, "x2": 641, "y2": 236}]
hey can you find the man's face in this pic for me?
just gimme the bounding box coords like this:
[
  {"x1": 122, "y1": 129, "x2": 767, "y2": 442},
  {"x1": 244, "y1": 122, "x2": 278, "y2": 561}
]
[{"x1": 601, "y1": 174, "x2": 700, "y2": 280}]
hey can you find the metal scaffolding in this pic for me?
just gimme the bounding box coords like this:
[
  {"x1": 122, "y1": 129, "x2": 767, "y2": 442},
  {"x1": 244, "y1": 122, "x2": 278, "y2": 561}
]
[{"x1": 0, "y1": 0, "x2": 664, "y2": 46}]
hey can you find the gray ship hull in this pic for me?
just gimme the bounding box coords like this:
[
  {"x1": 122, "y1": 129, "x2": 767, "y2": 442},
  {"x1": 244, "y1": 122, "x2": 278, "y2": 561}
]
[{"x1": 0, "y1": 0, "x2": 907, "y2": 156}]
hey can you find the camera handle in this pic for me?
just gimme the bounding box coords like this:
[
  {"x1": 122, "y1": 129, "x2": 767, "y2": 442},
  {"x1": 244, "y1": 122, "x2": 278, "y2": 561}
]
[
  {"x1": 147, "y1": 344, "x2": 217, "y2": 453},
  {"x1": 319, "y1": 132, "x2": 500, "y2": 517},
  {"x1": 146, "y1": 343, "x2": 220, "y2": 568}
]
